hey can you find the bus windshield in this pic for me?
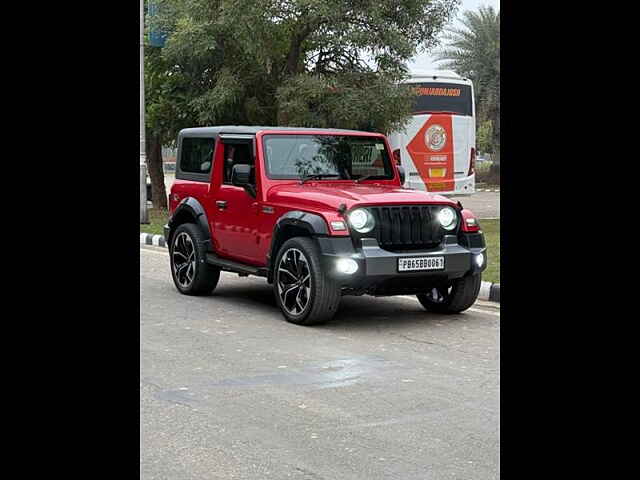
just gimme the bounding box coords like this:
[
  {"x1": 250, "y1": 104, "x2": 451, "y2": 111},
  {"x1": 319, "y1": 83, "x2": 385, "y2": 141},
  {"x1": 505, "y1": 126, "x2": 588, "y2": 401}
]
[
  {"x1": 263, "y1": 135, "x2": 394, "y2": 181},
  {"x1": 412, "y1": 82, "x2": 472, "y2": 116}
]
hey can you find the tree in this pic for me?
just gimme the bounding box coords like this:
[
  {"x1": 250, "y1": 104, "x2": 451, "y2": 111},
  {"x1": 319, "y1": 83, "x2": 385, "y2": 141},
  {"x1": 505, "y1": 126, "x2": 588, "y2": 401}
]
[
  {"x1": 435, "y1": 5, "x2": 499, "y2": 163},
  {"x1": 147, "y1": 0, "x2": 460, "y2": 135},
  {"x1": 144, "y1": 47, "x2": 173, "y2": 210},
  {"x1": 476, "y1": 119, "x2": 493, "y2": 155}
]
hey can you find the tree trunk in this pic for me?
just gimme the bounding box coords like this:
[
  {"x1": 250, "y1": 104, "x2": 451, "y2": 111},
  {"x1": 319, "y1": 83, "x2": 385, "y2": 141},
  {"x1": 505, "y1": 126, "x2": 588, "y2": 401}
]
[
  {"x1": 284, "y1": 22, "x2": 316, "y2": 76},
  {"x1": 147, "y1": 133, "x2": 168, "y2": 210},
  {"x1": 285, "y1": 34, "x2": 303, "y2": 76}
]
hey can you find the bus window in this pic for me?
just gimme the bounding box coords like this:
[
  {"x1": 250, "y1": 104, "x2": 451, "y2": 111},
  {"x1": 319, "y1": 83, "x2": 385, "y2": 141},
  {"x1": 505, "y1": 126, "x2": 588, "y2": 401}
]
[{"x1": 412, "y1": 82, "x2": 473, "y2": 116}]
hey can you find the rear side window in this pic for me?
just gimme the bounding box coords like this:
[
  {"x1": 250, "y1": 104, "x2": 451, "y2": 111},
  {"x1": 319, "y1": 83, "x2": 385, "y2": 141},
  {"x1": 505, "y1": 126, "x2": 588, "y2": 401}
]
[{"x1": 180, "y1": 137, "x2": 215, "y2": 174}]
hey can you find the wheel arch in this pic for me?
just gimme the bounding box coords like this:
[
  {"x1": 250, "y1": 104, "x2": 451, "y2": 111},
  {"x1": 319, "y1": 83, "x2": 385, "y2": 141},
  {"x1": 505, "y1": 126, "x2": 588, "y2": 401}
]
[
  {"x1": 266, "y1": 211, "x2": 329, "y2": 283},
  {"x1": 166, "y1": 197, "x2": 212, "y2": 249}
]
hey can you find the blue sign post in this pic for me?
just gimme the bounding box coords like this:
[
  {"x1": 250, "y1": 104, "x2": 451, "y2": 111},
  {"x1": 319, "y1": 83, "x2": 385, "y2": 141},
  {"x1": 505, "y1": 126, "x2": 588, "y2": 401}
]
[{"x1": 148, "y1": 2, "x2": 167, "y2": 48}]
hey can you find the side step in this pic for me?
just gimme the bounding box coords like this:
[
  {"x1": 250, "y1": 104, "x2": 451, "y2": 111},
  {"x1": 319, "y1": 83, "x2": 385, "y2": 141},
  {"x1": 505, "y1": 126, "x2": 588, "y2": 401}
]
[{"x1": 205, "y1": 253, "x2": 268, "y2": 278}]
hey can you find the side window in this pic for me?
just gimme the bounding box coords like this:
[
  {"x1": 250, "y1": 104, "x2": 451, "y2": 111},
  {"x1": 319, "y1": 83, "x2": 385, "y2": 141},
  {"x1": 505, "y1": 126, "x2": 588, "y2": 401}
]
[
  {"x1": 223, "y1": 142, "x2": 254, "y2": 184},
  {"x1": 180, "y1": 137, "x2": 215, "y2": 174}
]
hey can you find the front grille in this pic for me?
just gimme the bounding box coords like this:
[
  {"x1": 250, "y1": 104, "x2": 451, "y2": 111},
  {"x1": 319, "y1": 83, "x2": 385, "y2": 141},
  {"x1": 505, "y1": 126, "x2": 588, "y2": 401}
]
[{"x1": 367, "y1": 205, "x2": 454, "y2": 251}]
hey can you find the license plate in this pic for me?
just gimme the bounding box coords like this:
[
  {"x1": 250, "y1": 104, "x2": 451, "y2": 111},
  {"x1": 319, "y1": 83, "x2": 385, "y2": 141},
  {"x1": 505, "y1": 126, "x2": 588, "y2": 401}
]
[
  {"x1": 398, "y1": 256, "x2": 445, "y2": 272},
  {"x1": 428, "y1": 181, "x2": 447, "y2": 190},
  {"x1": 429, "y1": 168, "x2": 446, "y2": 178}
]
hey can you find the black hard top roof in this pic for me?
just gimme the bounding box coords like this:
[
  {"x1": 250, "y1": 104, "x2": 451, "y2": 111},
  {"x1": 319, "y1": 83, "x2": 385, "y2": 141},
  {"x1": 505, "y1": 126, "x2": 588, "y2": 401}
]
[{"x1": 179, "y1": 125, "x2": 381, "y2": 136}]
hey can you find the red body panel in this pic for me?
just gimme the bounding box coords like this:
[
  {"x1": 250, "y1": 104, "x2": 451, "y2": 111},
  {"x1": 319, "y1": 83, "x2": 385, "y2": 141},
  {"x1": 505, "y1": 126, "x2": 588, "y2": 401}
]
[{"x1": 170, "y1": 128, "x2": 476, "y2": 268}]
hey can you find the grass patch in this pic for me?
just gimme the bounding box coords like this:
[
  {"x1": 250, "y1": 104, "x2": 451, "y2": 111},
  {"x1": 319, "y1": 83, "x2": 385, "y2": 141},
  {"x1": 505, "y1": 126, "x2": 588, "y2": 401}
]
[
  {"x1": 140, "y1": 208, "x2": 169, "y2": 236},
  {"x1": 140, "y1": 208, "x2": 500, "y2": 284},
  {"x1": 479, "y1": 218, "x2": 500, "y2": 284}
]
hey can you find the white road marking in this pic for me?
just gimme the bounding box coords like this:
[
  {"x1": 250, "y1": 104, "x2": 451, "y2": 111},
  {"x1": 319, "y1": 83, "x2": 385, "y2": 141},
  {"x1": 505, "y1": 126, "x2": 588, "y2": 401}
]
[
  {"x1": 398, "y1": 295, "x2": 500, "y2": 317},
  {"x1": 140, "y1": 246, "x2": 169, "y2": 256}
]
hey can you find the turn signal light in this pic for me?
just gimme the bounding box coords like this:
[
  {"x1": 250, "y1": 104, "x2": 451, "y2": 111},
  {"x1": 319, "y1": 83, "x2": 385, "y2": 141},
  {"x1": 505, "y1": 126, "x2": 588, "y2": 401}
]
[{"x1": 461, "y1": 211, "x2": 481, "y2": 232}]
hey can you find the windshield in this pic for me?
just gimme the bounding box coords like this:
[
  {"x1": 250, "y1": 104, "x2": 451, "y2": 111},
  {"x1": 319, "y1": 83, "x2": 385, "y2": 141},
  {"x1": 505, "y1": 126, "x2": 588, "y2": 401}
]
[
  {"x1": 412, "y1": 82, "x2": 473, "y2": 116},
  {"x1": 263, "y1": 134, "x2": 394, "y2": 181}
]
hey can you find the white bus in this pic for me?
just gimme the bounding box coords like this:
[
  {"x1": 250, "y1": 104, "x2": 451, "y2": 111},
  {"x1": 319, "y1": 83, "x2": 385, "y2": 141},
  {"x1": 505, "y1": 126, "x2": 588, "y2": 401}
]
[{"x1": 388, "y1": 70, "x2": 476, "y2": 195}]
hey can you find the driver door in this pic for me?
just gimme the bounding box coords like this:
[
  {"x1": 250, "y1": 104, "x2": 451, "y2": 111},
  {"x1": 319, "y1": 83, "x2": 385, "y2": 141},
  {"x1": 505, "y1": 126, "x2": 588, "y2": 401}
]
[{"x1": 210, "y1": 136, "x2": 261, "y2": 265}]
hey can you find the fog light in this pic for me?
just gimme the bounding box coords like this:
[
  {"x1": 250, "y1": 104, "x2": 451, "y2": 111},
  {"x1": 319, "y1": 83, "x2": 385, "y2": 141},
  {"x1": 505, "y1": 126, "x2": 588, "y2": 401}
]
[
  {"x1": 336, "y1": 258, "x2": 358, "y2": 274},
  {"x1": 474, "y1": 253, "x2": 485, "y2": 268}
]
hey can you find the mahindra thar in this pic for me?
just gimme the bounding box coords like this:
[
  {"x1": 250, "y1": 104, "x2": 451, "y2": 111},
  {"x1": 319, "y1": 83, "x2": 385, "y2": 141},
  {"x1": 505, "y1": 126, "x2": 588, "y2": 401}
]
[{"x1": 164, "y1": 126, "x2": 487, "y2": 325}]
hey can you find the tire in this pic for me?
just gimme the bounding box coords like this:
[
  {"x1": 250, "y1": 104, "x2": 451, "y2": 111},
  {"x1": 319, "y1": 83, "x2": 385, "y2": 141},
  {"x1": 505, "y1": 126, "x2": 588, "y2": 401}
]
[
  {"x1": 169, "y1": 223, "x2": 220, "y2": 295},
  {"x1": 273, "y1": 237, "x2": 341, "y2": 326},
  {"x1": 416, "y1": 273, "x2": 481, "y2": 314}
]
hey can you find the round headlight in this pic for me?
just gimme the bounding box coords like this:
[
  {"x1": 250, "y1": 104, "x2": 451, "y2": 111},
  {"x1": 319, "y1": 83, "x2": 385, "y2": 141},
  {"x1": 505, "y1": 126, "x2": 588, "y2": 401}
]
[
  {"x1": 437, "y1": 207, "x2": 457, "y2": 231},
  {"x1": 348, "y1": 208, "x2": 375, "y2": 233}
]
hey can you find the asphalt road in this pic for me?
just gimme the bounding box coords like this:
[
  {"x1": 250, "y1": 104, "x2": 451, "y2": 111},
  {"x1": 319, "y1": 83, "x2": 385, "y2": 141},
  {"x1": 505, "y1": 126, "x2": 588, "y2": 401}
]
[
  {"x1": 140, "y1": 245, "x2": 500, "y2": 480},
  {"x1": 448, "y1": 192, "x2": 500, "y2": 219},
  {"x1": 160, "y1": 173, "x2": 500, "y2": 219}
]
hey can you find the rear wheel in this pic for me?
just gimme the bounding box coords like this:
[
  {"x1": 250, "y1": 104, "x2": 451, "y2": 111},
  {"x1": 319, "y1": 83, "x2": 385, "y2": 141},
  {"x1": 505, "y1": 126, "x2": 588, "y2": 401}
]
[
  {"x1": 273, "y1": 237, "x2": 341, "y2": 325},
  {"x1": 416, "y1": 274, "x2": 481, "y2": 314},
  {"x1": 170, "y1": 223, "x2": 220, "y2": 295}
]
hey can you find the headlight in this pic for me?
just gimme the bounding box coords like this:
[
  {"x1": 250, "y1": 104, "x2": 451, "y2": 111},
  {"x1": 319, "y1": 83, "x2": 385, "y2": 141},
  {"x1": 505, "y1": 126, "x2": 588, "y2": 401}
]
[
  {"x1": 348, "y1": 208, "x2": 375, "y2": 233},
  {"x1": 437, "y1": 207, "x2": 457, "y2": 231}
]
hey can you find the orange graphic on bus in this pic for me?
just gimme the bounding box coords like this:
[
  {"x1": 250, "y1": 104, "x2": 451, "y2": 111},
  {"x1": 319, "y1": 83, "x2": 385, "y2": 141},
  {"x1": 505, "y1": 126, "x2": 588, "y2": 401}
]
[{"x1": 406, "y1": 114, "x2": 455, "y2": 192}]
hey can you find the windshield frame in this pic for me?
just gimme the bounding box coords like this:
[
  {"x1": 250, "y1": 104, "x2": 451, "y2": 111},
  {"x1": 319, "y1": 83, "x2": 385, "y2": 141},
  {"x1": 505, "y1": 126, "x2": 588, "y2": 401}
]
[{"x1": 261, "y1": 133, "x2": 395, "y2": 182}]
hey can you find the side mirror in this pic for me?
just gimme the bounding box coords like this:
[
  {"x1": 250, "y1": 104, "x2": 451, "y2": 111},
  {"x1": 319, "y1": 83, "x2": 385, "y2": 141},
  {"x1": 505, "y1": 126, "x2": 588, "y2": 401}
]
[
  {"x1": 397, "y1": 165, "x2": 406, "y2": 186},
  {"x1": 231, "y1": 164, "x2": 251, "y2": 186},
  {"x1": 231, "y1": 164, "x2": 256, "y2": 197}
]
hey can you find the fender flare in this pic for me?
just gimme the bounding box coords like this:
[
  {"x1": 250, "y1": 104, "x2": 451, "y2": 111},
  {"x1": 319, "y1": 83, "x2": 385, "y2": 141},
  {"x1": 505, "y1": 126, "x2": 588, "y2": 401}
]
[
  {"x1": 166, "y1": 197, "x2": 212, "y2": 248},
  {"x1": 267, "y1": 211, "x2": 329, "y2": 281}
]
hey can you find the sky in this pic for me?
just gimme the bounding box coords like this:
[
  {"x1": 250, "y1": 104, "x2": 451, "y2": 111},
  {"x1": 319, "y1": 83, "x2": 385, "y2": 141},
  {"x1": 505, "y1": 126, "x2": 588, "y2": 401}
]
[{"x1": 407, "y1": 0, "x2": 500, "y2": 72}]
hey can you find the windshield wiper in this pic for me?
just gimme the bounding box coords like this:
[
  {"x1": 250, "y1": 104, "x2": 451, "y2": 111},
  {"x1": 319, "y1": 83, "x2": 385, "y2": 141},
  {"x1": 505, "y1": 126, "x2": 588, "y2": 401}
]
[
  {"x1": 299, "y1": 174, "x2": 341, "y2": 185},
  {"x1": 356, "y1": 175, "x2": 375, "y2": 183}
]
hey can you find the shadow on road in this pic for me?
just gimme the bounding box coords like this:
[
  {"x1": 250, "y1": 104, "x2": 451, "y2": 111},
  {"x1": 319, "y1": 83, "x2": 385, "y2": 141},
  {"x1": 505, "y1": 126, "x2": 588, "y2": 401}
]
[{"x1": 208, "y1": 281, "x2": 471, "y2": 332}]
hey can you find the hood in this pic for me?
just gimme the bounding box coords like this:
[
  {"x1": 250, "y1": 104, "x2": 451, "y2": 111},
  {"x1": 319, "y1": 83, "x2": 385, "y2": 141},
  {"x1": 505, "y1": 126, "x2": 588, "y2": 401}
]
[{"x1": 266, "y1": 182, "x2": 458, "y2": 211}]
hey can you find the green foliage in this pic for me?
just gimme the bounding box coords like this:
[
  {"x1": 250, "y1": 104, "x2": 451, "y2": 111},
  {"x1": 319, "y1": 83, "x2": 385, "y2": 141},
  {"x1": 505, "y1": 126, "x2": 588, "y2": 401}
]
[
  {"x1": 476, "y1": 119, "x2": 493, "y2": 154},
  {"x1": 146, "y1": 0, "x2": 460, "y2": 138},
  {"x1": 435, "y1": 5, "x2": 499, "y2": 159},
  {"x1": 276, "y1": 72, "x2": 416, "y2": 132}
]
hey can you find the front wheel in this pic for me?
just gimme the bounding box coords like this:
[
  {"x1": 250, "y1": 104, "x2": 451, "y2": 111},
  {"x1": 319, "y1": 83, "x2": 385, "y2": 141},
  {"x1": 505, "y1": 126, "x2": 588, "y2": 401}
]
[
  {"x1": 273, "y1": 237, "x2": 341, "y2": 326},
  {"x1": 416, "y1": 274, "x2": 481, "y2": 314}
]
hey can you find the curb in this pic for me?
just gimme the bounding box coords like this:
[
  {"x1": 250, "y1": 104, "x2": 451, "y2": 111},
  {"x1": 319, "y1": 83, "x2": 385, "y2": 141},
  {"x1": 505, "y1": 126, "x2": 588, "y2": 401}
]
[
  {"x1": 140, "y1": 233, "x2": 166, "y2": 248},
  {"x1": 139, "y1": 234, "x2": 500, "y2": 303},
  {"x1": 476, "y1": 189, "x2": 500, "y2": 193},
  {"x1": 479, "y1": 281, "x2": 500, "y2": 303}
]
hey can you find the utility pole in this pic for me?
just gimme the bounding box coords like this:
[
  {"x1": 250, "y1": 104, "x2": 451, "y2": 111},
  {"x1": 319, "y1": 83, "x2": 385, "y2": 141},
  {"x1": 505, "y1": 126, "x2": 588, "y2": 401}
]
[{"x1": 140, "y1": 0, "x2": 149, "y2": 223}]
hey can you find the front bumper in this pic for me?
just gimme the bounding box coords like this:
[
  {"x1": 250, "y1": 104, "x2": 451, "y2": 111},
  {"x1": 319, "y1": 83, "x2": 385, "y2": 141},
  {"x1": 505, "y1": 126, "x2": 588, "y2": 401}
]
[{"x1": 316, "y1": 233, "x2": 486, "y2": 296}]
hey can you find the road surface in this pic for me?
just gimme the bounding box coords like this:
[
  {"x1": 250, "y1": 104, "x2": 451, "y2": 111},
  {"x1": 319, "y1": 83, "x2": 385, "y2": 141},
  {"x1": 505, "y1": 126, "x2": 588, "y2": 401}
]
[{"x1": 140, "y1": 245, "x2": 500, "y2": 479}]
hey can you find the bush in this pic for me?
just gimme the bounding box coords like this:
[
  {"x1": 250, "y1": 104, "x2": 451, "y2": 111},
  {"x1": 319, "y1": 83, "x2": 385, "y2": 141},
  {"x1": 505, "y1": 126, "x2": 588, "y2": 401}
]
[{"x1": 476, "y1": 162, "x2": 500, "y2": 186}]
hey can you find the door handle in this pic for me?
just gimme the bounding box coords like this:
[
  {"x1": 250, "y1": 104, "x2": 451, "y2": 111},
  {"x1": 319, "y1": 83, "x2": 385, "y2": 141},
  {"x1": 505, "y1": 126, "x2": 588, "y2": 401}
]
[{"x1": 216, "y1": 200, "x2": 228, "y2": 209}]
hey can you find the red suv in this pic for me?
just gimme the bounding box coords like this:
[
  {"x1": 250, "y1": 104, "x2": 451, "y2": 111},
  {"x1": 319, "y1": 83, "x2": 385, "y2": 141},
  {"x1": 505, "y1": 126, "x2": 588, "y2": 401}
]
[{"x1": 164, "y1": 126, "x2": 487, "y2": 325}]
